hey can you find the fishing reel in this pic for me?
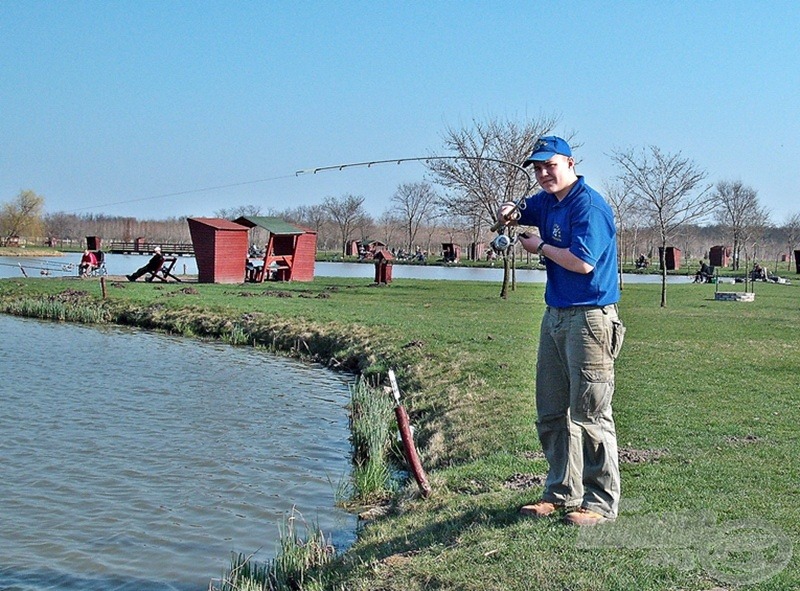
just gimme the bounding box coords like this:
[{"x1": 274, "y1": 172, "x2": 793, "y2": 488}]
[
  {"x1": 490, "y1": 232, "x2": 516, "y2": 253},
  {"x1": 490, "y1": 198, "x2": 529, "y2": 254},
  {"x1": 490, "y1": 229, "x2": 534, "y2": 254}
]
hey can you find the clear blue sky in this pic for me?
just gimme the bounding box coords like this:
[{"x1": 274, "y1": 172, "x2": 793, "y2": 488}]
[{"x1": 2, "y1": 1, "x2": 798, "y2": 222}]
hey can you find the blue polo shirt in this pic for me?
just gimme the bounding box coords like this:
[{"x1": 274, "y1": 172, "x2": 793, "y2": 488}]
[{"x1": 517, "y1": 176, "x2": 620, "y2": 308}]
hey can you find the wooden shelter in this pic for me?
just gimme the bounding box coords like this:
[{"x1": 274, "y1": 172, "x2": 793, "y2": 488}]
[
  {"x1": 348, "y1": 239, "x2": 387, "y2": 259},
  {"x1": 658, "y1": 246, "x2": 682, "y2": 271},
  {"x1": 234, "y1": 216, "x2": 317, "y2": 282},
  {"x1": 442, "y1": 243, "x2": 461, "y2": 263},
  {"x1": 187, "y1": 217, "x2": 250, "y2": 283},
  {"x1": 709, "y1": 245, "x2": 732, "y2": 268}
]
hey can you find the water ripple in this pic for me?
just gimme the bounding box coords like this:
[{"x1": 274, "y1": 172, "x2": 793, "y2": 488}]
[{"x1": 0, "y1": 315, "x2": 356, "y2": 590}]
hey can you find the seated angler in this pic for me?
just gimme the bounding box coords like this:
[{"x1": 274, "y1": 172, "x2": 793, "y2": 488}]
[{"x1": 126, "y1": 247, "x2": 165, "y2": 282}]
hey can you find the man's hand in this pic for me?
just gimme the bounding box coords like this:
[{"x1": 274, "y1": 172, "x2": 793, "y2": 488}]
[{"x1": 496, "y1": 201, "x2": 521, "y2": 227}]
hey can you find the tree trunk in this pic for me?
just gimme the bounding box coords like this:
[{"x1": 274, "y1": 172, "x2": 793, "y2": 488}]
[
  {"x1": 659, "y1": 241, "x2": 668, "y2": 307},
  {"x1": 500, "y1": 256, "x2": 510, "y2": 299}
]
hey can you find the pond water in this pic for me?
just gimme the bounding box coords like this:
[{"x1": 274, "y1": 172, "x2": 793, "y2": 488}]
[
  {"x1": 0, "y1": 315, "x2": 356, "y2": 591},
  {"x1": 0, "y1": 253, "x2": 691, "y2": 284}
]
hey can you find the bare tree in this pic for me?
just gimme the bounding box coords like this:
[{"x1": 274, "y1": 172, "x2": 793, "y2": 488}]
[
  {"x1": 713, "y1": 180, "x2": 770, "y2": 270},
  {"x1": 294, "y1": 204, "x2": 328, "y2": 235},
  {"x1": 375, "y1": 210, "x2": 404, "y2": 251},
  {"x1": 610, "y1": 146, "x2": 714, "y2": 307},
  {"x1": 322, "y1": 194, "x2": 367, "y2": 255},
  {"x1": 782, "y1": 213, "x2": 800, "y2": 272},
  {"x1": 427, "y1": 115, "x2": 559, "y2": 297},
  {"x1": 213, "y1": 204, "x2": 263, "y2": 220},
  {"x1": 1, "y1": 190, "x2": 45, "y2": 246},
  {"x1": 390, "y1": 181, "x2": 441, "y2": 252},
  {"x1": 603, "y1": 178, "x2": 641, "y2": 290}
]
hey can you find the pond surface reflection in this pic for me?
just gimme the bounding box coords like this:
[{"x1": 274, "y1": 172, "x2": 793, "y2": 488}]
[{"x1": 0, "y1": 315, "x2": 355, "y2": 591}]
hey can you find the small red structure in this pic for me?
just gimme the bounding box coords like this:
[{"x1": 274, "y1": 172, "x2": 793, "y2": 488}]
[
  {"x1": 709, "y1": 245, "x2": 731, "y2": 268},
  {"x1": 348, "y1": 239, "x2": 386, "y2": 259},
  {"x1": 187, "y1": 217, "x2": 250, "y2": 283},
  {"x1": 234, "y1": 216, "x2": 317, "y2": 282},
  {"x1": 442, "y1": 243, "x2": 461, "y2": 263},
  {"x1": 374, "y1": 249, "x2": 394, "y2": 284},
  {"x1": 658, "y1": 246, "x2": 682, "y2": 270}
]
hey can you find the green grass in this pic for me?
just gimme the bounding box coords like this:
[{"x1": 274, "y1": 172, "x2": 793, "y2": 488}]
[{"x1": 1, "y1": 273, "x2": 799, "y2": 590}]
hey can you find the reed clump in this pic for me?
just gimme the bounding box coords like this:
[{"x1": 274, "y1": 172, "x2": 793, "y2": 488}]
[
  {"x1": 3, "y1": 296, "x2": 110, "y2": 323},
  {"x1": 347, "y1": 377, "x2": 398, "y2": 503},
  {"x1": 211, "y1": 509, "x2": 334, "y2": 591}
]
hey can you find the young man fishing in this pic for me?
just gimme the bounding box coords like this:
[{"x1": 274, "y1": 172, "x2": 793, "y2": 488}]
[{"x1": 498, "y1": 136, "x2": 625, "y2": 526}]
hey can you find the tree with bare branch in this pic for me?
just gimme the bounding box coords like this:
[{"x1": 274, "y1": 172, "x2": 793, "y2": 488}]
[
  {"x1": 427, "y1": 115, "x2": 559, "y2": 297},
  {"x1": 390, "y1": 181, "x2": 441, "y2": 253},
  {"x1": 609, "y1": 146, "x2": 714, "y2": 307},
  {"x1": 603, "y1": 178, "x2": 642, "y2": 290},
  {"x1": 1, "y1": 190, "x2": 45, "y2": 246},
  {"x1": 322, "y1": 194, "x2": 368, "y2": 256},
  {"x1": 213, "y1": 204, "x2": 263, "y2": 220},
  {"x1": 713, "y1": 180, "x2": 770, "y2": 270},
  {"x1": 782, "y1": 212, "x2": 800, "y2": 272}
]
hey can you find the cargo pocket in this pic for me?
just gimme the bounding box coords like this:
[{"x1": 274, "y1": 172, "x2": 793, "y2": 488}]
[
  {"x1": 610, "y1": 319, "x2": 626, "y2": 360},
  {"x1": 579, "y1": 367, "x2": 614, "y2": 418}
]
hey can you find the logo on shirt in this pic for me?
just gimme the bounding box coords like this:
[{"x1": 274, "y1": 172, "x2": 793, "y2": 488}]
[{"x1": 551, "y1": 223, "x2": 562, "y2": 243}]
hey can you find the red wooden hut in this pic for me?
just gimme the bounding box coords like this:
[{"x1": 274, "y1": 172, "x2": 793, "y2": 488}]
[
  {"x1": 187, "y1": 217, "x2": 250, "y2": 283},
  {"x1": 234, "y1": 216, "x2": 317, "y2": 282},
  {"x1": 658, "y1": 246, "x2": 682, "y2": 271},
  {"x1": 442, "y1": 243, "x2": 461, "y2": 263},
  {"x1": 709, "y1": 245, "x2": 732, "y2": 268}
]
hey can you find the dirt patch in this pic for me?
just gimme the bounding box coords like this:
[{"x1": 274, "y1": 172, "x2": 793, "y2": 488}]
[
  {"x1": 380, "y1": 550, "x2": 419, "y2": 568},
  {"x1": 724, "y1": 434, "x2": 761, "y2": 445},
  {"x1": 618, "y1": 447, "x2": 667, "y2": 464},
  {"x1": 55, "y1": 289, "x2": 89, "y2": 299},
  {"x1": 263, "y1": 290, "x2": 293, "y2": 298},
  {"x1": 402, "y1": 340, "x2": 425, "y2": 349},
  {"x1": 503, "y1": 473, "x2": 546, "y2": 491},
  {"x1": 519, "y1": 447, "x2": 665, "y2": 466}
]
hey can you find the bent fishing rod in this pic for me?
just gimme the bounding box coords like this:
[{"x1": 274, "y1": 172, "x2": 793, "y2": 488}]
[{"x1": 295, "y1": 155, "x2": 533, "y2": 249}]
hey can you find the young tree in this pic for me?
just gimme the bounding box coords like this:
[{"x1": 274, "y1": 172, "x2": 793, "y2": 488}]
[
  {"x1": 427, "y1": 115, "x2": 559, "y2": 298},
  {"x1": 603, "y1": 178, "x2": 647, "y2": 290},
  {"x1": 390, "y1": 181, "x2": 440, "y2": 253},
  {"x1": 610, "y1": 146, "x2": 714, "y2": 307},
  {"x1": 1, "y1": 190, "x2": 45, "y2": 246},
  {"x1": 322, "y1": 194, "x2": 367, "y2": 256},
  {"x1": 713, "y1": 180, "x2": 770, "y2": 270},
  {"x1": 783, "y1": 212, "x2": 800, "y2": 271}
]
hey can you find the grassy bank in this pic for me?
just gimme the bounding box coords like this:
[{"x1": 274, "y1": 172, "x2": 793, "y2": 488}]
[{"x1": 1, "y1": 274, "x2": 798, "y2": 590}]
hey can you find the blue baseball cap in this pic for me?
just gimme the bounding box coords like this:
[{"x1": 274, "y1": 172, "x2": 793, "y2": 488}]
[{"x1": 523, "y1": 136, "x2": 572, "y2": 166}]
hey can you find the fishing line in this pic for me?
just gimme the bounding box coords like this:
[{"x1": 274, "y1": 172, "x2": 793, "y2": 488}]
[
  {"x1": 65, "y1": 173, "x2": 299, "y2": 214},
  {"x1": 62, "y1": 155, "x2": 532, "y2": 227}
]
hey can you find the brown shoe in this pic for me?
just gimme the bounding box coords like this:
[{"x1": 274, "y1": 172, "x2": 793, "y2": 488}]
[
  {"x1": 519, "y1": 500, "x2": 563, "y2": 518},
  {"x1": 563, "y1": 507, "x2": 609, "y2": 526}
]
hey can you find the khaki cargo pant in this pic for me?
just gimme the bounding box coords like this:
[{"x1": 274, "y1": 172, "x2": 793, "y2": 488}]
[{"x1": 536, "y1": 304, "x2": 625, "y2": 519}]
